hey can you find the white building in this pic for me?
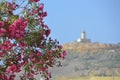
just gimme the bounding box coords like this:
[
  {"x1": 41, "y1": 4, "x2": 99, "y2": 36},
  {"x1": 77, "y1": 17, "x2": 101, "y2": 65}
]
[{"x1": 77, "y1": 31, "x2": 91, "y2": 43}]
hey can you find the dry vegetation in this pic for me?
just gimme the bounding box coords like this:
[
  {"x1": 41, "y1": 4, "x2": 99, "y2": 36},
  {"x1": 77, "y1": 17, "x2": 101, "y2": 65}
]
[
  {"x1": 50, "y1": 42, "x2": 120, "y2": 80},
  {"x1": 56, "y1": 76, "x2": 120, "y2": 80},
  {"x1": 62, "y1": 42, "x2": 120, "y2": 53}
]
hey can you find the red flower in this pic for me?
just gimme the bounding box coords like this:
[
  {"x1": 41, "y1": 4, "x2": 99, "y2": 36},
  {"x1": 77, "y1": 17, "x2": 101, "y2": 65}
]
[
  {"x1": 58, "y1": 53, "x2": 63, "y2": 58},
  {"x1": 42, "y1": 11, "x2": 47, "y2": 17},
  {"x1": 45, "y1": 29, "x2": 51, "y2": 37},
  {"x1": 30, "y1": 0, "x2": 40, "y2": 2},
  {"x1": 37, "y1": 52, "x2": 42, "y2": 56},
  {"x1": 20, "y1": 20, "x2": 28, "y2": 30},
  {"x1": 58, "y1": 45, "x2": 62, "y2": 49},
  {"x1": 39, "y1": 3, "x2": 44, "y2": 11},
  {"x1": 0, "y1": 21, "x2": 4, "y2": 27},
  {"x1": 0, "y1": 74, "x2": 8, "y2": 80},
  {"x1": 6, "y1": 64, "x2": 19, "y2": 74},
  {"x1": 1, "y1": 40, "x2": 13, "y2": 52},
  {"x1": 63, "y1": 50, "x2": 67, "y2": 59},
  {"x1": 30, "y1": 54, "x2": 36, "y2": 62},
  {"x1": 18, "y1": 42, "x2": 26, "y2": 50},
  {"x1": 9, "y1": 75, "x2": 15, "y2": 80},
  {"x1": 32, "y1": 9, "x2": 38, "y2": 14},
  {"x1": 7, "y1": 2, "x2": 18, "y2": 10},
  {"x1": 0, "y1": 28, "x2": 6, "y2": 36},
  {"x1": 9, "y1": 18, "x2": 28, "y2": 40},
  {"x1": 0, "y1": 52, "x2": 4, "y2": 57}
]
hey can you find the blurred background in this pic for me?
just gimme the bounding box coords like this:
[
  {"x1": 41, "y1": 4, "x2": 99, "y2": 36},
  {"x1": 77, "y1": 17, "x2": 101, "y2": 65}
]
[{"x1": 43, "y1": 0, "x2": 120, "y2": 44}]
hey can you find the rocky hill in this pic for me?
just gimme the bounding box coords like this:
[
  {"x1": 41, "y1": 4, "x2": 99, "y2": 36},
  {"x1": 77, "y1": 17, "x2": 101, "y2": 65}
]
[
  {"x1": 50, "y1": 42, "x2": 120, "y2": 79},
  {"x1": 63, "y1": 42, "x2": 120, "y2": 53}
]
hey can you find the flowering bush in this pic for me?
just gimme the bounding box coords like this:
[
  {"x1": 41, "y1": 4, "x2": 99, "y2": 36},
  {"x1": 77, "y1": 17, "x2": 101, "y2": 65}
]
[{"x1": 0, "y1": 0, "x2": 66, "y2": 80}]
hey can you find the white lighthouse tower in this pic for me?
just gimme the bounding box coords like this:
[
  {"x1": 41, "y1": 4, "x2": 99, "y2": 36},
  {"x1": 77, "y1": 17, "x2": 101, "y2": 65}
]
[
  {"x1": 81, "y1": 31, "x2": 86, "y2": 39},
  {"x1": 77, "y1": 31, "x2": 91, "y2": 43}
]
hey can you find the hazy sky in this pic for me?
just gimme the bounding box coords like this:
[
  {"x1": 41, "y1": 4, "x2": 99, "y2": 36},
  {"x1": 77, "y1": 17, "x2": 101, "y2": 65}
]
[{"x1": 41, "y1": 0, "x2": 120, "y2": 44}]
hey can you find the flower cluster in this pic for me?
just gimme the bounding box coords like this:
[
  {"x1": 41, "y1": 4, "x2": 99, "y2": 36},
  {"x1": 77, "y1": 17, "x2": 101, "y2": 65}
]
[
  {"x1": 9, "y1": 18, "x2": 28, "y2": 40},
  {"x1": 0, "y1": 0, "x2": 66, "y2": 80},
  {"x1": 0, "y1": 40, "x2": 13, "y2": 57},
  {"x1": 0, "y1": 21, "x2": 6, "y2": 36}
]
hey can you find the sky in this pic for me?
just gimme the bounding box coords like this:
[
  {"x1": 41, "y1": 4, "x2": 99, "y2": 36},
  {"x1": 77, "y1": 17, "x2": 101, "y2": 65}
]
[
  {"x1": 41, "y1": 0, "x2": 120, "y2": 44},
  {"x1": 4, "y1": 0, "x2": 120, "y2": 44}
]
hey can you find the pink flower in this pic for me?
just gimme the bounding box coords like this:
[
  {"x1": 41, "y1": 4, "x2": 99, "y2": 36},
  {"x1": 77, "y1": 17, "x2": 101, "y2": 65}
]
[
  {"x1": 30, "y1": 54, "x2": 36, "y2": 62},
  {"x1": 0, "y1": 21, "x2": 4, "y2": 27},
  {"x1": 7, "y1": 2, "x2": 18, "y2": 10},
  {"x1": 49, "y1": 50, "x2": 53, "y2": 54},
  {"x1": 0, "y1": 52, "x2": 4, "y2": 57},
  {"x1": 44, "y1": 25, "x2": 48, "y2": 28},
  {"x1": 0, "y1": 74, "x2": 8, "y2": 80},
  {"x1": 58, "y1": 51, "x2": 67, "y2": 59},
  {"x1": 42, "y1": 12, "x2": 47, "y2": 17},
  {"x1": 29, "y1": 73, "x2": 34, "y2": 79},
  {"x1": 63, "y1": 50, "x2": 67, "y2": 59},
  {"x1": 9, "y1": 75, "x2": 15, "y2": 80},
  {"x1": 36, "y1": 59, "x2": 42, "y2": 64},
  {"x1": 6, "y1": 64, "x2": 19, "y2": 74},
  {"x1": 45, "y1": 29, "x2": 51, "y2": 37},
  {"x1": 39, "y1": 3, "x2": 44, "y2": 11},
  {"x1": 45, "y1": 77, "x2": 49, "y2": 80},
  {"x1": 0, "y1": 28, "x2": 6, "y2": 36},
  {"x1": 20, "y1": 20, "x2": 28, "y2": 30},
  {"x1": 32, "y1": 9, "x2": 38, "y2": 14},
  {"x1": 9, "y1": 18, "x2": 28, "y2": 40},
  {"x1": 23, "y1": 73, "x2": 28, "y2": 77},
  {"x1": 13, "y1": 18, "x2": 22, "y2": 27},
  {"x1": 1, "y1": 40, "x2": 13, "y2": 52},
  {"x1": 23, "y1": 73, "x2": 33, "y2": 79},
  {"x1": 18, "y1": 42, "x2": 26, "y2": 50},
  {"x1": 7, "y1": 2, "x2": 12, "y2": 8},
  {"x1": 58, "y1": 45, "x2": 62, "y2": 49},
  {"x1": 29, "y1": 65, "x2": 34, "y2": 69},
  {"x1": 37, "y1": 52, "x2": 42, "y2": 56},
  {"x1": 58, "y1": 53, "x2": 63, "y2": 58},
  {"x1": 30, "y1": 0, "x2": 40, "y2": 2},
  {"x1": 46, "y1": 70, "x2": 51, "y2": 78},
  {"x1": 51, "y1": 57, "x2": 54, "y2": 61},
  {"x1": 39, "y1": 67, "x2": 45, "y2": 71},
  {"x1": 0, "y1": 28, "x2": 6, "y2": 32},
  {"x1": 7, "y1": 60, "x2": 13, "y2": 65}
]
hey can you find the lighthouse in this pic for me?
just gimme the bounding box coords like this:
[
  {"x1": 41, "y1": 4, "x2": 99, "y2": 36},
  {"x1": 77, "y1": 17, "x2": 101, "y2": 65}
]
[
  {"x1": 77, "y1": 31, "x2": 91, "y2": 43},
  {"x1": 81, "y1": 31, "x2": 86, "y2": 39}
]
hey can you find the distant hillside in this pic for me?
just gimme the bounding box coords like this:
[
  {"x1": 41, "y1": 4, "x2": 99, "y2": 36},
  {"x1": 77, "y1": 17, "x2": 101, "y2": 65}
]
[
  {"x1": 50, "y1": 42, "x2": 120, "y2": 79},
  {"x1": 63, "y1": 42, "x2": 120, "y2": 53}
]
